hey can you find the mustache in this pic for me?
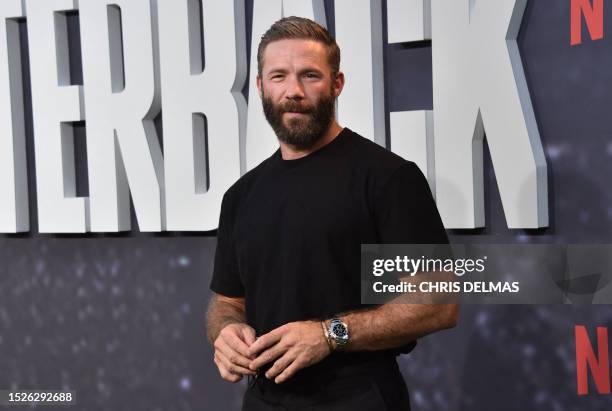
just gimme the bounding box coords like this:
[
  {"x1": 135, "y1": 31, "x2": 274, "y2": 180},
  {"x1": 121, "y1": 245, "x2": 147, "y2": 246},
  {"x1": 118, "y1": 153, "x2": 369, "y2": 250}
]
[{"x1": 278, "y1": 101, "x2": 314, "y2": 114}]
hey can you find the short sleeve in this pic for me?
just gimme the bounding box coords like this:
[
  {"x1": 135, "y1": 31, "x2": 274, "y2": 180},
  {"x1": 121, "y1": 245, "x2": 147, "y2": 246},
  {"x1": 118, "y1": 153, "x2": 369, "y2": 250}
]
[
  {"x1": 374, "y1": 162, "x2": 448, "y2": 245},
  {"x1": 209, "y1": 191, "x2": 245, "y2": 297}
]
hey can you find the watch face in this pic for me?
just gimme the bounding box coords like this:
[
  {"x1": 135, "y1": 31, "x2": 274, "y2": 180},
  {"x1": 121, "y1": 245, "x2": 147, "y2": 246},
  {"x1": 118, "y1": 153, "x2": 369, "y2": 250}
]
[{"x1": 332, "y1": 323, "x2": 347, "y2": 337}]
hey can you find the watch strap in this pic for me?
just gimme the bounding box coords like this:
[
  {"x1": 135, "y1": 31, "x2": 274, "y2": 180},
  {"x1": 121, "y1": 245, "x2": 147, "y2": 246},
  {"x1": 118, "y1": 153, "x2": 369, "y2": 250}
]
[{"x1": 320, "y1": 320, "x2": 335, "y2": 352}]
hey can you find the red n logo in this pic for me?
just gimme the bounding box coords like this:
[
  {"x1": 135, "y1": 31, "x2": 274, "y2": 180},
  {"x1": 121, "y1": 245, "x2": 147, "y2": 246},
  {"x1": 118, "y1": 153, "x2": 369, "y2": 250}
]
[
  {"x1": 571, "y1": 0, "x2": 604, "y2": 45},
  {"x1": 575, "y1": 325, "x2": 611, "y2": 395}
]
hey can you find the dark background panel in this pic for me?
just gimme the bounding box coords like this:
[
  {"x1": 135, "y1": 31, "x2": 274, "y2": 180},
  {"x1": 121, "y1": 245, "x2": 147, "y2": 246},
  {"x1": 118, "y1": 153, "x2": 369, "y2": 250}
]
[{"x1": 3, "y1": 240, "x2": 612, "y2": 410}]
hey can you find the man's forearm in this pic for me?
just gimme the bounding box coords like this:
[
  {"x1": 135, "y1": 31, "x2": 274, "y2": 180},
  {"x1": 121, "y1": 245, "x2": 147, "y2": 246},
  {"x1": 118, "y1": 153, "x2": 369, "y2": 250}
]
[
  {"x1": 333, "y1": 303, "x2": 458, "y2": 352},
  {"x1": 206, "y1": 295, "x2": 247, "y2": 345}
]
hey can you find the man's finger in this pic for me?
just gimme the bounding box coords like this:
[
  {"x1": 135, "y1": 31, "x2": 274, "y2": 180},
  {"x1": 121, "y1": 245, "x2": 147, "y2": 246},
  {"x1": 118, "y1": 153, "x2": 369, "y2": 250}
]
[
  {"x1": 217, "y1": 350, "x2": 256, "y2": 376},
  {"x1": 226, "y1": 331, "x2": 254, "y2": 359},
  {"x1": 249, "y1": 342, "x2": 287, "y2": 370},
  {"x1": 242, "y1": 327, "x2": 256, "y2": 346},
  {"x1": 219, "y1": 325, "x2": 252, "y2": 357},
  {"x1": 214, "y1": 353, "x2": 242, "y2": 382},
  {"x1": 216, "y1": 338, "x2": 254, "y2": 369},
  {"x1": 274, "y1": 356, "x2": 306, "y2": 384},
  {"x1": 265, "y1": 348, "x2": 298, "y2": 379},
  {"x1": 247, "y1": 328, "x2": 283, "y2": 357}
]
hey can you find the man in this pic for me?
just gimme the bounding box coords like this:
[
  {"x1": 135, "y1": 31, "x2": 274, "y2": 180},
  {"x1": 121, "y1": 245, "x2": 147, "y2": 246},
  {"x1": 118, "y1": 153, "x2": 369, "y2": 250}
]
[{"x1": 207, "y1": 16, "x2": 458, "y2": 411}]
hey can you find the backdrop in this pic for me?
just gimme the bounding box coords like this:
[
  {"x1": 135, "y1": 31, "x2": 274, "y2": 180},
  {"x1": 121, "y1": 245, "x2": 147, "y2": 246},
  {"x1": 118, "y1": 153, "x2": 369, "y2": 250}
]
[{"x1": 1, "y1": 0, "x2": 612, "y2": 410}]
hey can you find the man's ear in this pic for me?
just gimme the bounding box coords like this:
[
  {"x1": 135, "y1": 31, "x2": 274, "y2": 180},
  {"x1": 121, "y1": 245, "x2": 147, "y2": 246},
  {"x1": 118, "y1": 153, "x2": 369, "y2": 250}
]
[
  {"x1": 256, "y1": 75, "x2": 263, "y2": 99},
  {"x1": 333, "y1": 71, "x2": 345, "y2": 98}
]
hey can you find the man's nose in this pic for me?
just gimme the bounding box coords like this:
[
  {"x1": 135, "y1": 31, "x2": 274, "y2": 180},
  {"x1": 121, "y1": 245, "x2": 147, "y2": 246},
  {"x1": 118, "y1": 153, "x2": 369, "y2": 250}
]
[{"x1": 284, "y1": 75, "x2": 305, "y2": 99}]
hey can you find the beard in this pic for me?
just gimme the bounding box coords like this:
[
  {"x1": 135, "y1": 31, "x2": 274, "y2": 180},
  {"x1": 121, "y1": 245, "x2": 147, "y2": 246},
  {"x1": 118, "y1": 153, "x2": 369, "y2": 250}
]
[{"x1": 262, "y1": 87, "x2": 336, "y2": 150}]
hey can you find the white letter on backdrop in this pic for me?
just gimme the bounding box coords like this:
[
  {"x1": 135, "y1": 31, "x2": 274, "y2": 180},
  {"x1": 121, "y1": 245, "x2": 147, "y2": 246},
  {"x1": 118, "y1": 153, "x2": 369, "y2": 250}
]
[
  {"x1": 158, "y1": 0, "x2": 245, "y2": 230},
  {"x1": 0, "y1": 0, "x2": 28, "y2": 232},
  {"x1": 335, "y1": 0, "x2": 385, "y2": 145},
  {"x1": 387, "y1": 0, "x2": 431, "y2": 43},
  {"x1": 431, "y1": 0, "x2": 548, "y2": 228},
  {"x1": 26, "y1": 0, "x2": 87, "y2": 233},
  {"x1": 387, "y1": 0, "x2": 435, "y2": 190},
  {"x1": 80, "y1": 0, "x2": 164, "y2": 232},
  {"x1": 390, "y1": 111, "x2": 435, "y2": 192}
]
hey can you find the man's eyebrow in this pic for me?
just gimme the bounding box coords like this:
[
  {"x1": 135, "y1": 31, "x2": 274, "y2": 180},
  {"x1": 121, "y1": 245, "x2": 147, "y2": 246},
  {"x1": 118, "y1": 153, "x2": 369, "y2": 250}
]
[
  {"x1": 265, "y1": 67, "x2": 324, "y2": 76},
  {"x1": 266, "y1": 68, "x2": 288, "y2": 75},
  {"x1": 298, "y1": 68, "x2": 323, "y2": 75}
]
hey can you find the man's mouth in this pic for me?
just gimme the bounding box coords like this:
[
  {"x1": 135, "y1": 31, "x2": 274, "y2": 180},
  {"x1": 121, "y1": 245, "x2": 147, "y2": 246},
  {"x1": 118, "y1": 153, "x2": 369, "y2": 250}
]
[{"x1": 283, "y1": 110, "x2": 311, "y2": 115}]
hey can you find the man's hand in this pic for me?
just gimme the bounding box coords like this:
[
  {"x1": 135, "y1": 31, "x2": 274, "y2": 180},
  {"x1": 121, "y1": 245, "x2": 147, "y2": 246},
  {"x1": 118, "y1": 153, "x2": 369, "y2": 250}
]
[
  {"x1": 213, "y1": 322, "x2": 257, "y2": 382},
  {"x1": 247, "y1": 320, "x2": 331, "y2": 384}
]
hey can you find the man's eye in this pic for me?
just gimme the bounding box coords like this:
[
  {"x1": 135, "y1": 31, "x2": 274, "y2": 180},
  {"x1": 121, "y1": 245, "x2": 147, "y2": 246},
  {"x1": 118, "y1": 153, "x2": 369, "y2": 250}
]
[{"x1": 304, "y1": 73, "x2": 318, "y2": 79}]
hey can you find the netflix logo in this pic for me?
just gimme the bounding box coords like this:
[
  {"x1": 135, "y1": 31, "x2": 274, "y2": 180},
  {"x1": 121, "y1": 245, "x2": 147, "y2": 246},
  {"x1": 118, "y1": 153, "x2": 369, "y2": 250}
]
[
  {"x1": 575, "y1": 325, "x2": 611, "y2": 395},
  {"x1": 571, "y1": 0, "x2": 604, "y2": 45}
]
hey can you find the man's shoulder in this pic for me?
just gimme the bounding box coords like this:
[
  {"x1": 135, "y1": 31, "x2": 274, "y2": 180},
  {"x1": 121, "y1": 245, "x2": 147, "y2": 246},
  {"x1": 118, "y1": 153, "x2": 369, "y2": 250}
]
[
  {"x1": 344, "y1": 128, "x2": 417, "y2": 177},
  {"x1": 222, "y1": 151, "x2": 277, "y2": 203}
]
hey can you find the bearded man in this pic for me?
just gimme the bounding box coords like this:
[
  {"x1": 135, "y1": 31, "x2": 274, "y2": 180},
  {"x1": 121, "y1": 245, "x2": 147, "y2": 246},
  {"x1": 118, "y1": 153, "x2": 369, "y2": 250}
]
[{"x1": 206, "y1": 16, "x2": 458, "y2": 411}]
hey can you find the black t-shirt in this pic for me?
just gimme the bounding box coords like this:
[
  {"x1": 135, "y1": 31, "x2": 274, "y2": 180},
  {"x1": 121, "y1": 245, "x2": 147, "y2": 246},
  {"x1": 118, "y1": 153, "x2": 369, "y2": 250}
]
[{"x1": 210, "y1": 127, "x2": 448, "y2": 383}]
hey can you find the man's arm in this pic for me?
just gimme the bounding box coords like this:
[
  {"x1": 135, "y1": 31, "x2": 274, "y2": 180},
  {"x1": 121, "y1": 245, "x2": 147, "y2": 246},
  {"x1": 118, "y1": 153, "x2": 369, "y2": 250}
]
[
  {"x1": 328, "y1": 302, "x2": 459, "y2": 351},
  {"x1": 207, "y1": 293, "x2": 257, "y2": 382},
  {"x1": 206, "y1": 293, "x2": 247, "y2": 344},
  {"x1": 330, "y1": 269, "x2": 460, "y2": 351}
]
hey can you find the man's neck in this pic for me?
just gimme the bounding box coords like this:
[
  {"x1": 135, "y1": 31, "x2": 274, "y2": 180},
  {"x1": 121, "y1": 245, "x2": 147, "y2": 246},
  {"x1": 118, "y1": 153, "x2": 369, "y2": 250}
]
[{"x1": 279, "y1": 122, "x2": 344, "y2": 160}]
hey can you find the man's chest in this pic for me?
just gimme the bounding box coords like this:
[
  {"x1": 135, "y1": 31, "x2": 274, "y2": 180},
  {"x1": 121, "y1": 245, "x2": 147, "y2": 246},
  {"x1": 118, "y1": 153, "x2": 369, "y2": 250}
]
[{"x1": 233, "y1": 173, "x2": 376, "y2": 260}]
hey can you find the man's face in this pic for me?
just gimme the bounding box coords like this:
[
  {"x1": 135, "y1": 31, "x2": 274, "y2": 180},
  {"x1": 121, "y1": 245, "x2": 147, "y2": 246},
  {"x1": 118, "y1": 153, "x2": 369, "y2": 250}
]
[{"x1": 257, "y1": 39, "x2": 343, "y2": 150}]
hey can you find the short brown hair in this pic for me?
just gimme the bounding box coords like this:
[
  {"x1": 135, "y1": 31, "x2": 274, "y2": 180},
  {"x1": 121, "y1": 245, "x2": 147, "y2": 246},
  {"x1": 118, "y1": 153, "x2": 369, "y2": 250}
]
[{"x1": 257, "y1": 16, "x2": 340, "y2": 78}]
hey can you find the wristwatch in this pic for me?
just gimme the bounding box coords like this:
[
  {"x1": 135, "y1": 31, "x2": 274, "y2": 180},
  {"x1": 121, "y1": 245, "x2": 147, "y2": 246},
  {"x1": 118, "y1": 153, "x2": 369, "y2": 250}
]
[{"x1": 327, "y1": 318, "x2": 349, "y2": 348}]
